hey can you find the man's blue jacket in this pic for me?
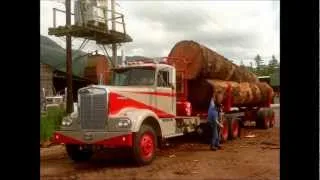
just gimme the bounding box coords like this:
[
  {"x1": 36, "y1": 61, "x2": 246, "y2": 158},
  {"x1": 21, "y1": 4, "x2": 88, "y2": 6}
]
[{"x1": 208, "y1": 100, "x2": 218, "y2": 124}]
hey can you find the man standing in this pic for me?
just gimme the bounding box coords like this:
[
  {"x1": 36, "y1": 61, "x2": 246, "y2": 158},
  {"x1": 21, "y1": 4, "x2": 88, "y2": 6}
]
[{"x1": 208, "y1": 93, "x2": 223, "y2": 151}]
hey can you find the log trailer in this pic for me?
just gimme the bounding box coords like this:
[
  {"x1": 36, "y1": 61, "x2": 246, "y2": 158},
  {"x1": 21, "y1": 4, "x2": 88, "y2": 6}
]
[{"x1": 53, "y1": 57, "x2": 275, "y2": 165}]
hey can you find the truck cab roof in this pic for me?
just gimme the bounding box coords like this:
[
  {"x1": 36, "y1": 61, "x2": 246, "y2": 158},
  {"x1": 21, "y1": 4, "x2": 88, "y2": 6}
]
[{"x1": 112, "y1": 61, "x2": 173, "y2": 70}]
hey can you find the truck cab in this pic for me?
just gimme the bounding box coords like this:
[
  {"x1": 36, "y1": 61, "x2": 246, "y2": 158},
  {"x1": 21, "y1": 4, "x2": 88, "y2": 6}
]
[
  {"x1": 110, "y1": 61, "x2": 177, "y2": 117},
  {"x1": 54, "y1": 58, "x2": 198, "y2": 165},
  {"x1": 54, "y1": 57, "x2": 274, "y2": 165}
]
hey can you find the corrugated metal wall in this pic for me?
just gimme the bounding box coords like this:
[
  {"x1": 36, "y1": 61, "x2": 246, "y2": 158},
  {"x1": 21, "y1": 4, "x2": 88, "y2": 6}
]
[{"x1": 40, "y1": 63, "x2": 54, "y2": 96}]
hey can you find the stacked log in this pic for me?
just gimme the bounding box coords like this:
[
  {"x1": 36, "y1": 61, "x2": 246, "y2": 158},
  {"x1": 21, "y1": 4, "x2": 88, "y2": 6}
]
[
  {"x1": 168, "y1": 40, "x2": 203, "y2": 79},
  {"x1": 206, "y1": 80, "x2": 274, "y2": 106},
  {"x1": 187, "y1": 79, "x2": 214, "y2": 110},
  {"x1": 168, "y1": 40, "x2": 258, "y2": 83},
  {"x1": 167, "y1": 40, "x2": 275, "y2": 107}
]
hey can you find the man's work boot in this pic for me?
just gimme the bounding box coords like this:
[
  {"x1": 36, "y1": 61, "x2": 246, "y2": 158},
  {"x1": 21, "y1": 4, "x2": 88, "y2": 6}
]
[{"x1": 210, "y1": 145, "x2": 217, "y2": 151}]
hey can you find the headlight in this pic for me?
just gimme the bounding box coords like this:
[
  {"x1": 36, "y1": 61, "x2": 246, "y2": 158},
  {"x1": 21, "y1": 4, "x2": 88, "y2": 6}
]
[
  {"x1": 117, "y1": 118, "x2": 131, "y2": 128},
  {"x1": 62, "y1": 117, "x2": 73, "y2": 126},
  {"x1": 70, "y1": 111, "x2": 78, "y2": 119}
]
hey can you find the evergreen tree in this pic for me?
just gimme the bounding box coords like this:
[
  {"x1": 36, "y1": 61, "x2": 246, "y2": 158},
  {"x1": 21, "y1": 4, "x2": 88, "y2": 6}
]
[
  {"x1": 254, "y1": 54, "x2": 264, "y2": 70},
  {"x1": 250, "y1": 61, "x2": 253, "y2": 68},
  {"x1": 269, "y1": 55, "x2": 279, "y2": 67},
  {"x1": 240, "y1": 60, "x2": 245, "y2": 68},
  {"x1": 268, "y1": 55, "x2": 279, "y2": 75},
  {"x1": 254, "y1": 54, "x2": 265, "y2": 76}
]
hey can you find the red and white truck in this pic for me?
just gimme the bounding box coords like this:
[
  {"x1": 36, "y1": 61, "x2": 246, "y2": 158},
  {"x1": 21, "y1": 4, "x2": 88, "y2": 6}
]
[{"x1": 54, "y1": 57, "x2": 275, "y2": 165}]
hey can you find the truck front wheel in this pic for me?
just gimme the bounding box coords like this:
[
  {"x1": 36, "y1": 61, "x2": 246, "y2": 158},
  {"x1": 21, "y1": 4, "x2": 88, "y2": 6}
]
[
  {"x1": 133, "y1": 124, "x2": 157, "y2": 166},
  {"x1": 66, "y1": 144, "x2": 93, "y2": 162}
]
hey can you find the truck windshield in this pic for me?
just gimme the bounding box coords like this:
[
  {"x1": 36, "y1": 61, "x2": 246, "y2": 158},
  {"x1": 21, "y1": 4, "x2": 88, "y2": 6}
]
[{"x1": 111, "y1": 67, "x2": 155, "y2": 86}]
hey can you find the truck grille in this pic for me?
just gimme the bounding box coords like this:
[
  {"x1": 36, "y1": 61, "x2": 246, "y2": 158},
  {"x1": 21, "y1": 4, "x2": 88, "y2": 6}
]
[{"x1": 79, "y1": 88, "x2": 107, "y2": 130}]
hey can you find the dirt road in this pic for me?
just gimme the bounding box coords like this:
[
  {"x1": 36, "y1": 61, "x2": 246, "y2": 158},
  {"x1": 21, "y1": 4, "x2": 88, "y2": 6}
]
[
  {"x1": 41, "y1": 105, "x2": 280, "y2": 180},
  {"x1": 41, "y1": 127, "x2": 279, "y2": 180}
]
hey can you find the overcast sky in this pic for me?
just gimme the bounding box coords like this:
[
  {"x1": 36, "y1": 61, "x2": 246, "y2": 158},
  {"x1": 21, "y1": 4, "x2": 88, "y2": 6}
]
[{"x1": 41, "y1": 0, "x2": 279, "y2": 66}]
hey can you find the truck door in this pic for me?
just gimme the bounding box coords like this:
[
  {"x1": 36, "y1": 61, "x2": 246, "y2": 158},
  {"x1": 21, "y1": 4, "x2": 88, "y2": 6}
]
[
  {"x1": 156, "y1": 67, "x2": 176, "y2": 136},
  {"x1": 156, "y1": 68, "x2": 176, "y2": 117}
]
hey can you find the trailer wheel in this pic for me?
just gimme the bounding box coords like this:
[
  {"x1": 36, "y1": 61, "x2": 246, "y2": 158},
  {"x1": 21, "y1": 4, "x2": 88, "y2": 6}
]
[
  {"x1": 264, "y1": 115, "x2": 270, "y2": 129},
  {"x1": 66, "y1": 144, "x2": 93, "y2": 162},
  {"x1": 257, "y1": 110, "x2": 270, "y2": 129},
  {"x1": 132, "y1": 124, "x2": 157, "y2": 166},
  {"x1": 230, "y1": 118, "x2": 240, "y2": 139},
  {"x1": 220, "y1": 119, "x2": 229, "y2": 143},
  {"x1": 269, "y1": 110, "x2": 275, "y2": 128}
]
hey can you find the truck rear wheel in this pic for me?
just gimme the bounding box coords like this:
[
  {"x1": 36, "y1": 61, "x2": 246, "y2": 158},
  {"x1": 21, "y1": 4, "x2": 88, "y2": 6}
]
[
  {"x1": 133, "y1": 124, "x2": 157, "y2": 166},
  {"x1": 257, "y1": 110, "x2": 270, "y2": 129},
  {"x1": 220, "y1": 119, "x2": 229, "y2": 143},
  {"x1": 66, "y1": 144, "x2": 93, "y2": 162},
  {"x1": 269, "y1": 110, "x2": 275, "y2": 128},
  {"x1": 230, "y1": 118, "x2": 240, "y2": 139}
]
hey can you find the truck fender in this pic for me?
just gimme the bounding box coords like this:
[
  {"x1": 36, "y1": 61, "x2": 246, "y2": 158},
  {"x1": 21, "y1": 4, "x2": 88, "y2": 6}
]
[{"x1": 125, "y1": 109, "x2": 163, "y2": 136}]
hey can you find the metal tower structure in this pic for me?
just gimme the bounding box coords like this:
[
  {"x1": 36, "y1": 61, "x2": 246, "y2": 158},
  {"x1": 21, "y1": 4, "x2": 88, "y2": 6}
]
[{"x1": 48, "y1": 0, "x2": 132, "y2": 113}]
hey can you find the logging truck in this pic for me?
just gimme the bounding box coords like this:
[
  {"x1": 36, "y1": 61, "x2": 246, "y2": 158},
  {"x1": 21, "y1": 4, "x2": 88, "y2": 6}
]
[{"x1": 53, "y1": 56, "x2": 275, "y2": 165}]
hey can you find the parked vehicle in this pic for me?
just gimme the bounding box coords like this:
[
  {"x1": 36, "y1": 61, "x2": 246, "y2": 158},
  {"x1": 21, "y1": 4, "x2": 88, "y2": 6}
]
[{"x1": 54, "y1": 57, "x2": 275, "y2": 165}]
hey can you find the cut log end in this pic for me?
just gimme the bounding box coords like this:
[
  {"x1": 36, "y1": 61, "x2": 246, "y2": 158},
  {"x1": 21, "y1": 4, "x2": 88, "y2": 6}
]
[{"x1": 168, "y1": 40, "x2": 258, "y2": 83}]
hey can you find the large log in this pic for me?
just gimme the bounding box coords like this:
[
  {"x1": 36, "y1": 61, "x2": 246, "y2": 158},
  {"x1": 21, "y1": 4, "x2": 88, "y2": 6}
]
[
  {"x1": 168, "y1": 40, "x2": 258, "y2": 83},
  {"x1": 206, "y1": 80, "x2": 274, "y2": 106},
  {"x1": 187, "y1": 78, "x2": 214, "y2": 111}
]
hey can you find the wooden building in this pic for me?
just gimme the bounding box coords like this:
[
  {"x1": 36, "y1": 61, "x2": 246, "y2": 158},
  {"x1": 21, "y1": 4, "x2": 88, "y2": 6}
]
[{"x1": 40, "y1": 63, "x2": 54, "y2": 97}]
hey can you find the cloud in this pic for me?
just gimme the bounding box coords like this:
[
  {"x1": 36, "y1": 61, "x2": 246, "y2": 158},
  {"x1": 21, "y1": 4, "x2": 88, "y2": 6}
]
[
  {"x1": 129, "y1": 2, "x2": 210, "y2": 32},
  {"x1": 41, "y1": 0, "x2": 279, "y2": 65}
]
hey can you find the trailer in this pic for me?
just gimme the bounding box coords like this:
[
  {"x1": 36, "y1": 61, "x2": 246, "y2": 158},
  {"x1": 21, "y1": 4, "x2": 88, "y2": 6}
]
[
  {"x1": 166, "y1": 56, "x2": 275, "y2": 142},
  {"x1": 53, "y1": 56, "x2": 275, "y2": 166}
]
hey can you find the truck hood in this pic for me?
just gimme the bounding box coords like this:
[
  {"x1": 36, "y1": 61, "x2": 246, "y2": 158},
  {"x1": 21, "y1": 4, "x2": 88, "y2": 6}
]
[
  {"x1": 103, "y1": 85, "x2": 175, "y2": 118},
  {"x1": 82, "y1": 84, "x2": 175, "y2": 118},
  {"x1": 105, "y1": 85, "x2": 155, "y2": 94}
]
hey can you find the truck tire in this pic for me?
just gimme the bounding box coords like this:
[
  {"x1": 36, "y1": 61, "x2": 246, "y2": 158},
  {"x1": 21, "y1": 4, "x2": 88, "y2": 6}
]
[
  {"x1": 66, "y1": 144, "x2": 93, "y2": 162},
  {"x1": 257, "y1": 110, "x2": 269, "y2": 129},
  {"x1": 220, "y1": 119, "x2": 229, "y2": 143},
  {"x1": 229, "y1": 118, "x2": 240, "y2": 139},
  {"x1": 197, "y1": 123, "x2": 212, "y2": 143},
  {"x1": 133, "y1": 124, "x2": 157, "y2": 166},
  {"x1": 268, "y1": 109, "x2": 275, "y2": 128}
]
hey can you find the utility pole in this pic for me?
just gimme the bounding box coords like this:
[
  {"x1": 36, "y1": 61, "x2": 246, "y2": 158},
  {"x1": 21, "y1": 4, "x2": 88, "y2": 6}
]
[
  {"x1": 66, "y1": 0, "x2": 73, "y2": 113},
  {"x1": 121, "y1": 47, "x2": 125, "y2": 66},
  {"x1": 111, "y1": 0, "x2": 117, "y2": 66}
]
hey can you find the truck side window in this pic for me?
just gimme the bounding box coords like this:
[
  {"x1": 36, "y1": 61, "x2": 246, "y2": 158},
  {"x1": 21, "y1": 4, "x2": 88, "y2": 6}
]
[{"x1": 157, "y1": 71, "x2": 169, "y2": 87}]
